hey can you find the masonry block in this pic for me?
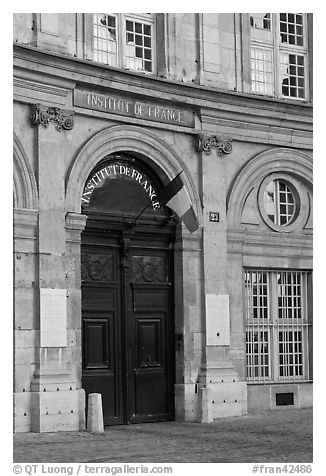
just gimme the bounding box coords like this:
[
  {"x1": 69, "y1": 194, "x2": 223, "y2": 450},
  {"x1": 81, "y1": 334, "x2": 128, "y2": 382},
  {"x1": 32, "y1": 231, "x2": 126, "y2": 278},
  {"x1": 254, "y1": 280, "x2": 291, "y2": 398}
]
[
  {"x1": 298, "y1": 383, "x2": 313, "y2": 408},
  {"x1": 175, "y1": 383, "x2": 199, "y2": 422},
  {"x1": 14, "y1": 364, "x2": 34, "y2": 392},
  {"x1": 14, "y1": 287, "x2": 36, "y2": 330},
  {"x1": 31, "y1": 389, "x2": 84, "y2": 432},
  {"x1": 199, "y1": 381, "x2": 245, "y2": 421},
  {"x1": 13, "y1": 392, "x2": 32, "y2": 433}
]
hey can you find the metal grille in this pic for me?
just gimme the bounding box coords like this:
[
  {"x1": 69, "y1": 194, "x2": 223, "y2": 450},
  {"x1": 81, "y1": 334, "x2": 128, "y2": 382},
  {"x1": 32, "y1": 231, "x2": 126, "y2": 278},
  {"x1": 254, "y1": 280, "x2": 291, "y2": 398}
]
[{"x1": 245, "y1": 269, "x2": 310, "y2": 383}]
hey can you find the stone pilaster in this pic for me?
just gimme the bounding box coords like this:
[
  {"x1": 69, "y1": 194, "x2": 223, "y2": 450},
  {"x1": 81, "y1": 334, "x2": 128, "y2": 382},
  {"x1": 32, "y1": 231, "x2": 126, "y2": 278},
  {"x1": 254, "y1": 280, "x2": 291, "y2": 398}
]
[
  {"x1": 29, "y1": 104, "x2": 84, "y2": 432},
  {"x1": 174, "y1": 226, "x2": 203, "y2": 422},
  {"x1": 197, "y1": 137, "x2": 246, "y2": 422}
]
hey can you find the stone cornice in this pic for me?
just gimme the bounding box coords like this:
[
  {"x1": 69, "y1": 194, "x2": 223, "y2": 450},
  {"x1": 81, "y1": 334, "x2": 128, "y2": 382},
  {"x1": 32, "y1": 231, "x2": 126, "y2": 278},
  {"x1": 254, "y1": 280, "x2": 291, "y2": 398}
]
[
  {"x1": 13, "y1": 44, "x2": 312, "y2": 124},
  {"x1": 227, "y1": 228, "x2": 312, "y2": 249}
]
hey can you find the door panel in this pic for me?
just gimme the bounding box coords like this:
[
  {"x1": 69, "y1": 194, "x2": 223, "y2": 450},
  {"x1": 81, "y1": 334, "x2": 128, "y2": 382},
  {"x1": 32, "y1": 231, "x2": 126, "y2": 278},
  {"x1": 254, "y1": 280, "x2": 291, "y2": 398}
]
[
  {"x1": 83, "y1": 318, "x2": 111, "y2": 370},
  {"x1": 82, "y1": 245, "x2": 123, "y2": 425},
  {"x1": 82, "y1": 232, "x2": 174, "y2": 425},
  {"x1": 128, "y1": 249, "x2": 174, "y2": 423}
]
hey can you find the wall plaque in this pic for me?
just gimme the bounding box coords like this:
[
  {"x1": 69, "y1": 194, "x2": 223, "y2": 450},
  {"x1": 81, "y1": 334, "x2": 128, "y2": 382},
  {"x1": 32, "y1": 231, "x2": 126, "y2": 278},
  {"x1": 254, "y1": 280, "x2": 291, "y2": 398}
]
[
  {"x1": 206, "y1": 294, "x2": 230, "y2": 346},
  {"x1": 74, "y1": 90, "x2": 195, "y2": 128},
  {"x1": 40, "y1": 288, "x2": 67, "y2": 347}
]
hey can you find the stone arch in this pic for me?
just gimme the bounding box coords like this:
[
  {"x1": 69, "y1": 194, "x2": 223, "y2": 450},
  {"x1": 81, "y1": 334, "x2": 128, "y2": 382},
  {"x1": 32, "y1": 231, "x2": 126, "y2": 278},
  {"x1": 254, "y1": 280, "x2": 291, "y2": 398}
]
[
  {"x1": 65, "y1": 125, "x2": 202, "y2": 225},
  {"x1": 227, "y1": 147, "x2": 312, "y2": 228},
  {"x1": 13, "y1": 133, "x2": 38, "y2": 209}
]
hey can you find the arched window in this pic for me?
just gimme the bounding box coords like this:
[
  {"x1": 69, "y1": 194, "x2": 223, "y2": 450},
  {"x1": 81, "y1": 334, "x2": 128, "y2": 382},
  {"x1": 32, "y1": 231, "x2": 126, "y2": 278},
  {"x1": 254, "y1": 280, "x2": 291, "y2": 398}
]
[{"x1": 263, "y1": 178, "x2": 297, "y2": 226}]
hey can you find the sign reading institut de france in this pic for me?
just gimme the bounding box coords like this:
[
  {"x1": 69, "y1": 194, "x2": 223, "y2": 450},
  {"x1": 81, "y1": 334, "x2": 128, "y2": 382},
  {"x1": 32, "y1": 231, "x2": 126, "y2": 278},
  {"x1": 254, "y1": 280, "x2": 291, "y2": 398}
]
[
  {"x1": 74, "y1": 90, "x2": 195, "y2": 128},
  {"x1": 82, "y1": 161, "x2": 161, "y2": 210}
]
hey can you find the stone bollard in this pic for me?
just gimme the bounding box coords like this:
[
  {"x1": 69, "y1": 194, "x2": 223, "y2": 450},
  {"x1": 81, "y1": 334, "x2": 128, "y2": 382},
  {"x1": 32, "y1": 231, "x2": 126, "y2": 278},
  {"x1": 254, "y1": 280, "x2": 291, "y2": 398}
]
[{"x1": 87, "y1": 393, "x2": 104, "y2": 433}]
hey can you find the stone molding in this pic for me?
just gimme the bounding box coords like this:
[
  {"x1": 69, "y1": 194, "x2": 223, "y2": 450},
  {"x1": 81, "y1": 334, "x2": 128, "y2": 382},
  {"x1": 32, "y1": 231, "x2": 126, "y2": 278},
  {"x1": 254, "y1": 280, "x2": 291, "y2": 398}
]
[
  {"x1": 13, "y1": 133, "x2": 39, "y2": 209},
  {"x1": 195, "y1": 134, "x2": 232, "y2": 155},
  {"x1": 227, "y1": 147, "x2": 313, "y2": 229},
  {"x1": 65, "y1": 212, "x2": 87, "y2": 232},
  {"x1": 14, "y1": 208, "x2": 38, "y2": 228},
  {"x1": 65, "y1": 125, "x2": 202, "y2": 228},
  {"x1": 31, "y1": 103, "x2": 74, "y2": 131}
]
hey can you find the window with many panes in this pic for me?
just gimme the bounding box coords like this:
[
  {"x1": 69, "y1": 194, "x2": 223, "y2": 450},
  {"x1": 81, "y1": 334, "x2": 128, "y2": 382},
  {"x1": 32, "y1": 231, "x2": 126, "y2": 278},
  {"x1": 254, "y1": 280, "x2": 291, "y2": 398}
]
[
  {"x1": 263, "y1": 179, "x2": 297, "y2": 226},
  {"x1": 250, "y1": 13, "x2": 308, "y2": 100},
  {"x1": 92, "y1": 13, "x2": 155, "y2": 73},
  {"x1": 245, "y1": 269, "x2": 311, "y2": 383}
]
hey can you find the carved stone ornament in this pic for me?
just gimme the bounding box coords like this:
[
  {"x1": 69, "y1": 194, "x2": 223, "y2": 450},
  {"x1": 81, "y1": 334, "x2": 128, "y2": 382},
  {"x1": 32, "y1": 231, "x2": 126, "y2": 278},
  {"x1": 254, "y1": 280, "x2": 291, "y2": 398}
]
[
  {"x1": 195, "y1": 134, "x2": 232, "y2": 156},
  {"x1": 132, "y1": 256, "x2": 166, "y2": 283},
  {"x1": 81, "y1": 253, "x2": 114, "y2": 282},
  {"x1": 31, "y1": 103, "x2": 74, "y2": 132}
]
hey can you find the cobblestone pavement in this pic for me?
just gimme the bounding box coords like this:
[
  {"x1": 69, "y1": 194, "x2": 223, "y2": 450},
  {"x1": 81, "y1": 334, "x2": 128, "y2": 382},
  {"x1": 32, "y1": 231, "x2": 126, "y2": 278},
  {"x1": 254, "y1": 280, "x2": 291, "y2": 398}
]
[{"x1": 13, "y1": 408, "x2": 312, "y2": 463}]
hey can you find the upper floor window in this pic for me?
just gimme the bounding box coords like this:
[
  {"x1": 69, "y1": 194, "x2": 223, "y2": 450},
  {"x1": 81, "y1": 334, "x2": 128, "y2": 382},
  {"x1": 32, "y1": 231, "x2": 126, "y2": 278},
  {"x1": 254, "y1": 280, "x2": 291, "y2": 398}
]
[
  {"x1": 92, "y1": 13, "x2": 155, "y2": 73},
  {"x1": 250, "y1": 13, "x2": 308, "y2": 100},
  {"x1": 250, "y1": 13, "x2": 271, "y2": 31}
]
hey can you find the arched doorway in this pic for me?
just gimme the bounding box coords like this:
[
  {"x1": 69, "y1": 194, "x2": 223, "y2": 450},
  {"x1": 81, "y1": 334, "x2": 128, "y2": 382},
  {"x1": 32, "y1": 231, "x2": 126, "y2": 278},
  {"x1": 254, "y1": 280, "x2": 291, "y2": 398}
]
[{"x1": 81, "y1": 153, "x2": 176, "y2": 425}]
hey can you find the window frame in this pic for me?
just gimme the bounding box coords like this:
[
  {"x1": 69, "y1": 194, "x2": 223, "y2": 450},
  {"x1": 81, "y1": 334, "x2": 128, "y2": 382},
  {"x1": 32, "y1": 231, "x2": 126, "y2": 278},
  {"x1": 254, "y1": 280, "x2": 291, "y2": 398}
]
[
  {"x1": 245, "y1": 268, "x2": 311, "y2": 384},
  {"x1": 86, "y1": 13, "x2": 156, "y2": 74},
  {"x1": 257, "y1": 173, "x2": 309, "y2": 233},
  {"x1": 249, "y1": 13, "x2": 309, "y2": 100}
]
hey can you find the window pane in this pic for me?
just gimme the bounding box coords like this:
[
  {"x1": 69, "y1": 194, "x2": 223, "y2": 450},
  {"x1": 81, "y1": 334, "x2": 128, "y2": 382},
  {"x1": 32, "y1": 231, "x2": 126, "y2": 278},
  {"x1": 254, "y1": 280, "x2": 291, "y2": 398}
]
[
  {"x1": 144, "y1": 36, "x2": 151, "y2": 47},
  {"x1": 127, "y1": 32, "x2": 134, "y2": 43},
  {"x1": 135, "y1": 22, "x2": 142, "y2": 33},
  {"x1": 108, "y1": 16, "x2": 115, "y2": 28},
  {"x1": 135, "y1": 34, "x2": 143, "y2": 45},
  {"x1": 126, "y1": 20, "x2": 133, "y2": 31},
  {"x1": 144, "y1": 24, "x2": 151, "y2": 36},
  {"x1": 135, "y1": 47, "x2": 143, "y2": 58}
]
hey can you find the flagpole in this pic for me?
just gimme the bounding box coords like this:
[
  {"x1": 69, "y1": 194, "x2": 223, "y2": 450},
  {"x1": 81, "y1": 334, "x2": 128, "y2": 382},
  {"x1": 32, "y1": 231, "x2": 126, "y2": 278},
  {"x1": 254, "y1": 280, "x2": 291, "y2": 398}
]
[
  {"x1": 173, "y1": 170, "x2": 183, "y2": 181},
  {"x1": 129, "y1": 200, "x2": 152, "y2": 226}
]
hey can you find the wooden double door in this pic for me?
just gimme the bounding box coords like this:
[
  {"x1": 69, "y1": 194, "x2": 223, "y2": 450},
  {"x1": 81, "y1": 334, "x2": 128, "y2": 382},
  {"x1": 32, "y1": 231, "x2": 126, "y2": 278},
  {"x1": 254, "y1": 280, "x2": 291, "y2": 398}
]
[{"x1": 81, "y1": 225, "x2": 175, "y2": 425}]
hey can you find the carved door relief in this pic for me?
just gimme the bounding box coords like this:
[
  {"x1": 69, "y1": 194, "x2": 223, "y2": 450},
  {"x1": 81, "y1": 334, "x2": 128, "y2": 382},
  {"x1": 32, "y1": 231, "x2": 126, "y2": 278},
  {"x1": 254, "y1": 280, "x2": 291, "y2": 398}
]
[{"x1": 81, "y1": 229, "x2": 175, "y2": 425}]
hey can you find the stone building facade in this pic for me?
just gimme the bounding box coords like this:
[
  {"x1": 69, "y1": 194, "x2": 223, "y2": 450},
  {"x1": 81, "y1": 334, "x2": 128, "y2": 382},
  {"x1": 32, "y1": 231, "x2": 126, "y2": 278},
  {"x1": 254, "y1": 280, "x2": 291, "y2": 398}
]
[{"x1": 13, "y1": 13, "x2": 313, "y2": 432}]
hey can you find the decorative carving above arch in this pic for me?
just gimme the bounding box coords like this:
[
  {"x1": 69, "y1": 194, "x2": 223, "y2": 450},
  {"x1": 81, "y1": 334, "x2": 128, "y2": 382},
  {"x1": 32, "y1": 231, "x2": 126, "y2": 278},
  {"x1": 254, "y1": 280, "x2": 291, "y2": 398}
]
[
  {"x1": 13, "y1": 133, "x2": 38, "y2": 210},
  {"x1": 227, "y1": 147, "x2": 312, "y2": 229},
  {"x1": 65, "y1": 125, "x2": 202, "y2": 227}
]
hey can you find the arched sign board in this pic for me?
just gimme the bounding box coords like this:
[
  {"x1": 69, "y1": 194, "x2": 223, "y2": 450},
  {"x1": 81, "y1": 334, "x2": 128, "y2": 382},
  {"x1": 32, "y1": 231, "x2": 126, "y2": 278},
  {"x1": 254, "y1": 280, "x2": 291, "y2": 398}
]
[{"x1": 81, "y1": 159, "x2": 163, "y2": 216}]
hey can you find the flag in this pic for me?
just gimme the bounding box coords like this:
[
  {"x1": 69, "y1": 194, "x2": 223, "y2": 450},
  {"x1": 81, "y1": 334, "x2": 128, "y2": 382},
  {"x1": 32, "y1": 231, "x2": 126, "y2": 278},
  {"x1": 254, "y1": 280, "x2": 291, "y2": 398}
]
[{"x1": 160, "y1": 171, "x2": 199, "y2": 233}]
